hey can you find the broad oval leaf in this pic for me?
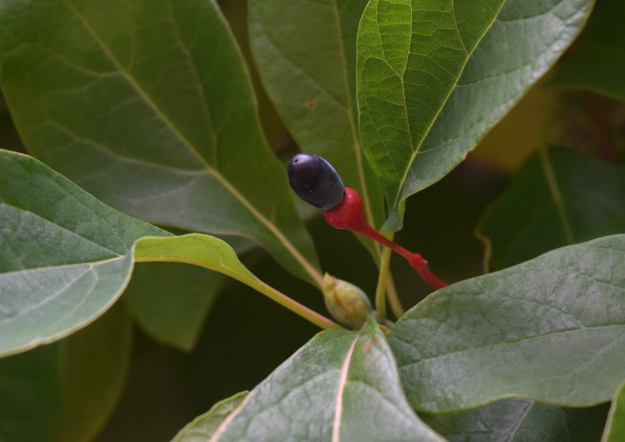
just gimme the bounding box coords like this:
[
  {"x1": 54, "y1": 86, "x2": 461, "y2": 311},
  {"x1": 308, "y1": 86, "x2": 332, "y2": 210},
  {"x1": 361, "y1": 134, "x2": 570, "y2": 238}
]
[
  {"x1": 388, "y1": 234, "x2": 625, "y2": 412},
  {"x1": 200, "y1": 317, "x2": 443, "y2": 442},
  {"x1": 478, "y1": 147, "x2": 625, "y2": 270},
  {"x1": 421, "y1": 398, "x2": 609, "y2": 442},
  {"x1": 357, "y1": 0, "x2": 595, "y2": 230},
  {"x1": 172, "y1": 391, "x2": 248, "y2": 442},
  {"x1": 0, "y1": 0, "x2": 321, "y2": 285},
  {"x1": 602, "y1": 378, "x2": 625, "y2": 442},
  {"x1": 550, "y1": 0, "x2": 625, "y2": 101},
  {"x1": 249, "y1": 0, "x2": 385, "y2": 243},
  {"x1": 0, "y1": 149, "x2": 166, "y2": 357},
  {"x1": 0, "y1": 304, "x2": 131, "y2": 442}
]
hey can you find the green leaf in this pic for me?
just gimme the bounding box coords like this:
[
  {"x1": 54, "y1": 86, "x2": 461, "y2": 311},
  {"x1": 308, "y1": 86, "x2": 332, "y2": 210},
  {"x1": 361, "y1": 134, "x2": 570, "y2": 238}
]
[
  {"x1": 134, "y1": 235, "x2": 259, "y2": 290},
  {"x1": 0, "y1": 149, "x2": 166, "y2": 357},
  {"x1": 199, "y1": 317, "x2": 443, "y2": 441},
  {"x1": 172, "y1": 391, "x2": 248, "y2": 442},
  {"x1": 478, "y1": 147, "x2": 625, "y2": 270},
  {"x1": 603, "y1": 378, "x2": 625, "y2": 442},
  {"x1": 249, "y1": 0, "x2": 385, "y2": 243},
  {"x1": 0, "y1": 303, "x2": 131, "y2": 442},
  {"x1": 357, "y1": 0, "x2": 595, "y2": 230},
  {"x1": 0, "y1": 0, "x2": 321, "y2": 286},
  {"x1": 420, "y1": 398, "x2": 609, "y2": 442},
  {"x1": 388, "y1": 234, "x2": 625, "y2": 412},
  {"x1": 133, "y1": 233, "x2": 342, "y2": 331},
  {"x1": 123, "y1": 227, "x2": 260, "y2": 352},
  {"x1": 550, "y1": 1, "x2": 625, "y2": 101},
  {"x1": 123, "y1": 262, "x2": 223, "y2": 351}
]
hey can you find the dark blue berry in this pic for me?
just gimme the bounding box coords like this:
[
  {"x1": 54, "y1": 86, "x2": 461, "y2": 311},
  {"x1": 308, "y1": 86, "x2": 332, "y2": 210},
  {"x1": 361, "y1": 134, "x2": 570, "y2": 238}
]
[{"x1": 287, "y1": 153, "x2": 344, "y2": 210}]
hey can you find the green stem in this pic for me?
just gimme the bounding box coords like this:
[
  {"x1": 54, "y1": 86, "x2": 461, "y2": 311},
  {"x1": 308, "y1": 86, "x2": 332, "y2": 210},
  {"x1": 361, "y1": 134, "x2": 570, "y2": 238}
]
[
  {"x1": 385, "y1": 275, "x2": 405, "y2": 319},
  {"x1": 135, "y1": 253, "x2": 343, "y2": 331},
  {"x1": 257, "y1": 282, "x2": 345, "y2": 330},
  {"x1": 374, "y1": 232, "x2": 394, "y2": 323}
]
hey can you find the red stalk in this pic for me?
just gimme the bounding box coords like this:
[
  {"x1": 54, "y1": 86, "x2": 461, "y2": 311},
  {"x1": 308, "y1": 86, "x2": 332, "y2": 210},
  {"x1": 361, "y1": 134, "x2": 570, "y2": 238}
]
[{"x1": 324, "y1": 188, "x2": 448, "y2": 289}]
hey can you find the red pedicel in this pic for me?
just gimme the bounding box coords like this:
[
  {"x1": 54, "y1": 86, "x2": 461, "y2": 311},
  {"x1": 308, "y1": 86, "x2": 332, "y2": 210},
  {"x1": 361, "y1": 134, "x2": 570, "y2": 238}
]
[{"x1": 324, "y1": 188, "x2": 449, "y2": 289}]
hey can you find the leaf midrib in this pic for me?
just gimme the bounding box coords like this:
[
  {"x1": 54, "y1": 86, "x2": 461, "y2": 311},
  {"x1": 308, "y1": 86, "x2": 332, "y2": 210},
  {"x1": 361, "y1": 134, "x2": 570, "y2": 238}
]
[
  {"x1": 393, "y1": 0, "x2": 505, "y2": 208},
  {"x1": 0, "y1": 264, "x2": 93, "y2": 326},
  {"x1": 0, "y1": 256, "x2": 122, "y2": 276},
  {"x1": 539, "y1": 146, "x2": 575, "y2": 245},
  {"x1": 61, "y1": 0, "x2": 321, "y2": 285},
  {"x1": 332, "y1": 338, "x2": 356, "y2": 442},
  {"x1": 507, "y1": 401, "x2": 534, "y2": 440},
  {"x1": 164, "y1": 0, "x2": 218, "y2": 162}
]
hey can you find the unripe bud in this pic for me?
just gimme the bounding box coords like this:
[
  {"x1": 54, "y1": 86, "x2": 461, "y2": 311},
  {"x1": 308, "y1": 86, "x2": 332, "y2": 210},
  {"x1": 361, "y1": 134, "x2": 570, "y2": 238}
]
[{"x1": 322, "y1": 273, "x2": 373, "y2": 329}]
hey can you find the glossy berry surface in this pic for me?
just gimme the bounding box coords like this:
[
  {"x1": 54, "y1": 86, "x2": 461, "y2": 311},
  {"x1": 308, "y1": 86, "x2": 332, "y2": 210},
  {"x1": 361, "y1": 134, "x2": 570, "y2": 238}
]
[{"x1": 287, "y1": 153, "x2": 344, "y2": 210}]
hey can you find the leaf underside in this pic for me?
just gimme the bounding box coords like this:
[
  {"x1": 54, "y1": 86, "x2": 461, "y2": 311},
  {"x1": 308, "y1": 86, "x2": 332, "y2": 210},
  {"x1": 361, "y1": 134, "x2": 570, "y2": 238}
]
[{"x1": 0, "y1": 149, "x2": 166, "y2": 357}]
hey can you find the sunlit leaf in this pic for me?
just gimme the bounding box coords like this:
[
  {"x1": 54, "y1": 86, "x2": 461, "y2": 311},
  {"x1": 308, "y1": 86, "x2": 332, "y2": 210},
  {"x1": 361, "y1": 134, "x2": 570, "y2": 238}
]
[
  {"x1": 357, "y1": 0, "x2": 595, "y2": 230},
  {"x1": 388, "y1": 234, "x2": 625, "y2": 412}
]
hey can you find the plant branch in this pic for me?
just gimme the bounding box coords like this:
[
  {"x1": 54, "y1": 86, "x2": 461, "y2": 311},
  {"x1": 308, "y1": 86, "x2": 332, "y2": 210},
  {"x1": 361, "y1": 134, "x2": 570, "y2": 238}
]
[
  {"x1": 374, "y1": 236, "x2": 393, "y2": 323},
  {"x1": 385, "y1": 275, "x2": 405, "y2": 319}
]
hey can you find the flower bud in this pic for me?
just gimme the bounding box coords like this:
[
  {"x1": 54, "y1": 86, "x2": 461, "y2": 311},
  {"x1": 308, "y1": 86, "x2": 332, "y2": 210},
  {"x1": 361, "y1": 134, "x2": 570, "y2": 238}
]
[{"x1": 322, "y1": 273, "x2": 373, "y2": 329}]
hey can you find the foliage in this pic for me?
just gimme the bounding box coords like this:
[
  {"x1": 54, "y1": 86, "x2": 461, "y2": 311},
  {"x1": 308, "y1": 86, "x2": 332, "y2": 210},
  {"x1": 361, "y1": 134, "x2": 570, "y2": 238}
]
[{"x1": 0, "y1": 0, "x2": 624, "y2": 440}]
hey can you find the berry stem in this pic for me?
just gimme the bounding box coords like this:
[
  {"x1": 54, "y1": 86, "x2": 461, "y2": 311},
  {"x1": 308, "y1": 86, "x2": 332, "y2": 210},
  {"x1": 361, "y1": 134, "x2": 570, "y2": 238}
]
[
  {"x1": 324, "y1": 188, "x2": 449, "y2": 290},
  {"x1": 357, "y1": 222, "x2": 448, "y2": 289}
]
